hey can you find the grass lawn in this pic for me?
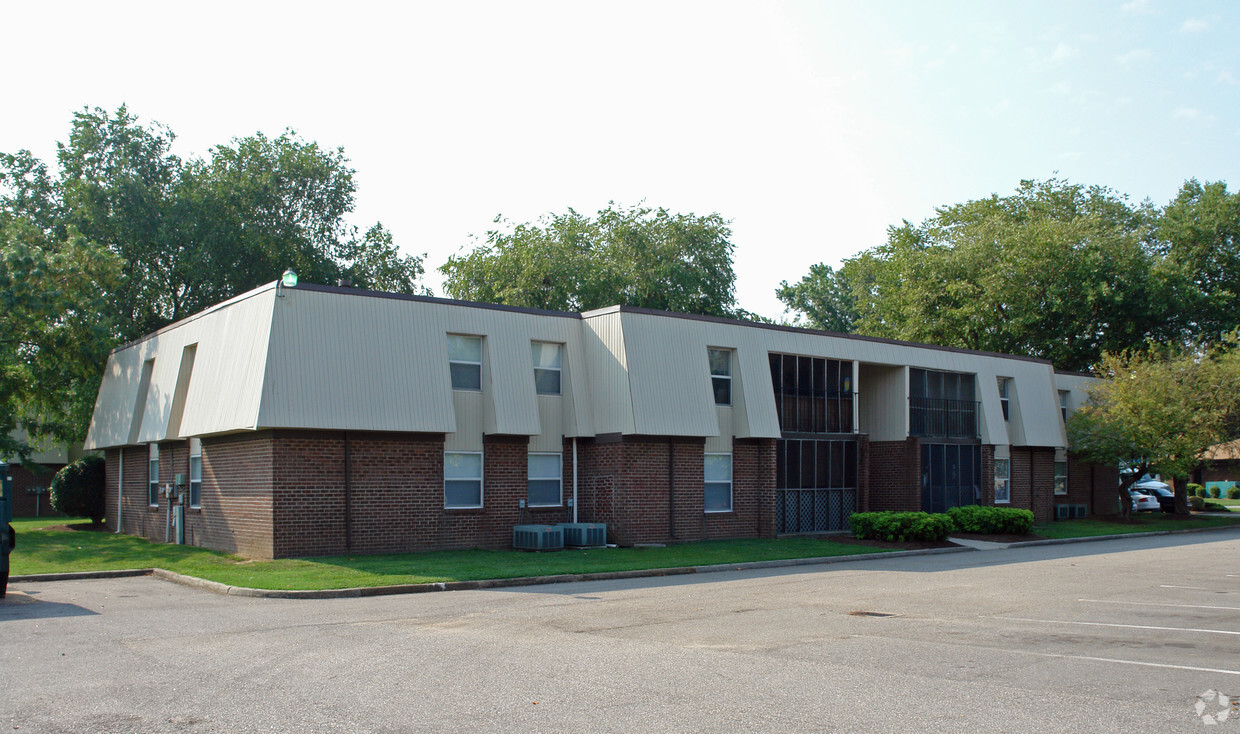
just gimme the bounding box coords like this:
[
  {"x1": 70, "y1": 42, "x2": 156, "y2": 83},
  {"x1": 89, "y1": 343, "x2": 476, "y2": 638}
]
[
  {"x1": 8, "y1": 517, "x2": 885, "y2": 591},
  {"x1": 1210, "y1": 497, "x2": 1240, "y2": 508},
  {"x1": 1033, "y1": 513, "x2": 1240, "y2": 539}
]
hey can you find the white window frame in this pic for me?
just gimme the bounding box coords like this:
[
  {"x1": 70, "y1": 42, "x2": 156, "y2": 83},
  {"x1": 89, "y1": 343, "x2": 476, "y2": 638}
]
[
  {"x1": 708, "y1": 349, "x2": 732, "y2": 406},
  {"x1": 704, "y1": 452, "x2": 733, "y2": 513},
  {"x1": 148, "y1": 444, "x2": 160, "y2": 506},
  {"x1": 994, "y1": 458, "x2": 1011, "y2": 504},
  {"x1": 998, "y1": 378, "x2": 1011, "y2": 421},
  {"x1": 189, "y1": 438, "x2": 202, "y2": 508},
  {"x1": 527, "y1": 452, "x2": 563, "y2": 507},
  {"x1": 447, "y1": 334, "x2": 483, "y2": 391},
  {"x1": 444, "y1": 451, "x2": 484, "y2": 509},
  {"x1": 1054, "y1": 455, "x2": 1068, "y2": 496},
  {"x1": 1059, "y1": 390, "x2": 1070, "y2": 423},
  {"x1": 531, "y1": 342, "x2": 563, "y2": 396}
]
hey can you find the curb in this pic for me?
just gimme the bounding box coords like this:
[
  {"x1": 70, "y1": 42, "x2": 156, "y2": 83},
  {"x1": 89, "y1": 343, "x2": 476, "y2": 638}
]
[{"x1": 10, "y1": 523, "x2": 1240, "y2": 600}]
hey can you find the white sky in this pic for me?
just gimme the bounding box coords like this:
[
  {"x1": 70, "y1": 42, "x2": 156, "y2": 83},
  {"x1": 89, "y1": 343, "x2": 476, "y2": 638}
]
[{"x1": 3, "y1": 0, "x2": 1238, "y2": 318}]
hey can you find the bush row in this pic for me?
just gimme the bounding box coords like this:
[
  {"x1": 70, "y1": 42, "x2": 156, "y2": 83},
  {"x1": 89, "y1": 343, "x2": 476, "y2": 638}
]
[
  {"x1": 848, "y1": 506, "x2": 1035, "y2": 542},
  {"x1": 1186, "y1": 483, "x2": 1238, "y2": 499}
]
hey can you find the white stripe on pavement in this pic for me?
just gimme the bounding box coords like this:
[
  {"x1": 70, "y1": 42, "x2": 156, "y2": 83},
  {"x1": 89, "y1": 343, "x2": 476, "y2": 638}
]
[
  {"x1": 987, "y1": 616, "x2": 1240, "y2": 636},
  {"x1": 1078, "y1": 599, "x2": 1240, "y2": 611}
]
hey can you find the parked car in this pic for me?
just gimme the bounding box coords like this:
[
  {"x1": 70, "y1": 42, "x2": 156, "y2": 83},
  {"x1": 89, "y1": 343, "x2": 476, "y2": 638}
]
[
  {"x1": 1129, "y1": 490, "x2": 1161, "y2": 513},
  {"x1": 1133, "y1": 481, "x2": 1175, "y2": 512}
]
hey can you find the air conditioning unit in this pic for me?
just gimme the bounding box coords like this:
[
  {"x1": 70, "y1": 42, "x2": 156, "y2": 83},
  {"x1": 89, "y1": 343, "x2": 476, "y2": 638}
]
[
  {"x1": 513, "y1": 525, "x2": 564, "y2": 551},
  {"x1": 1055, "y1": 505, "x2": 1071, "y2": 520},
  {"x1": 558, "y1": 522, "x2": 607, "y2": 547}
]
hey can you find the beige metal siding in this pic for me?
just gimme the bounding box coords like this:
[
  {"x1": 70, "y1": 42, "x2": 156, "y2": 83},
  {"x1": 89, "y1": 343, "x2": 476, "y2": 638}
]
[
  {"x1": 483, "y1": 329, "x2": 541, "y2": 436},
  {"x1": 531, "y1": 396, "x2": 565, "y2": 452},
  {"x1": 445, "y1": 392, "x2": 485, "y2": 451},
  {"x1": 257, "y1": 288, "x2": 457, "y2": 433},
  {"x1": 581, "y1": 311, "x2": 635, "y2": 435},
  {"x1": 706, "y1": 406, "x2": 733, "y2": 452},
  {"x1": 859, "y1": 364, "x2": 907, "y2": 441},
  {"x1": 619, "y1": 312, "x2": 720, "y2": 437}
]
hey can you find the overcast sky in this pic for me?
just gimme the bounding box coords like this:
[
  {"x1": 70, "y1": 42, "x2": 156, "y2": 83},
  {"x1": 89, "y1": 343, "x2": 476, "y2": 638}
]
[{"x1": 4, "y1": 0, "x2": 1237, "y2": 318}]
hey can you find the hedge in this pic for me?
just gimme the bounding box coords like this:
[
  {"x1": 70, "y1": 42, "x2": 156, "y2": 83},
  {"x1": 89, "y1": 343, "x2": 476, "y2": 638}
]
[
  {"x1": 49, "y1": 455, "x2": 106, "y2": 523},
  {"x1": 946, "y1": 505, "x2": 1034, "y2": 535},
  {"x1": 1228, "y1": 487, "x2": 1240, "y2": 500},
  {"x1": 848, "y1": 511, "x2": 955, "y2": 542}
]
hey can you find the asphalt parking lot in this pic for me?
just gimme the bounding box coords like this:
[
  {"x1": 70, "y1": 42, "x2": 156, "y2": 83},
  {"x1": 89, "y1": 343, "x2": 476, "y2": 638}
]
[{"x1": 2, "y1": 528, "x2": 1238, "y2": 733}]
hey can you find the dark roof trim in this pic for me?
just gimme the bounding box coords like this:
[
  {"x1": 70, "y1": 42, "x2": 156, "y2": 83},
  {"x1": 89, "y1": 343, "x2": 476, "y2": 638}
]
[
  {"x1": 297, "y1": 283, "x2": 585, "y2": 319},
  {"x1": 1054, "y1": 368, "x2": 1096, "y2": 378}
]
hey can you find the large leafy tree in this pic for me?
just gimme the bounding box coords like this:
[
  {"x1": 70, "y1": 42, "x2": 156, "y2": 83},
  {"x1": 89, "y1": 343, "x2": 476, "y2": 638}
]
[
  {"x1": 779, "y1": 179, "x2": 1171, "y2": 372},
  {"x1": 1156, "y1": 179, "x2": 1240, "y2": 343},
  {"x1": 0, "y1": 105, "x2": 427, "y2": 455},
  {"x1": 1067, "y1": 338, "x2": 1240, "y2": 518},
  {"x1": 440, "y1": 203, "x2": 737, "y2": 316}
]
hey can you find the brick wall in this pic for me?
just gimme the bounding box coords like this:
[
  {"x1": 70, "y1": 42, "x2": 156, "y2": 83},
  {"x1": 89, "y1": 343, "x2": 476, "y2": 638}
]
[
  {"x1": 1008, "y1": 447, "x2": 1056, "y2": 523},
  {"x1": 868, "y1": 438, "x2": 921, "y2": 512},
  {"x1": 3, "y1": 462, "x2": 63, "y2": 518}
]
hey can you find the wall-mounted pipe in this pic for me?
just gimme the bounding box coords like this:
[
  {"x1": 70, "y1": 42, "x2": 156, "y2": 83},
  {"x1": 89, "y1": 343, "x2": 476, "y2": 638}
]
[
  {"x1": 572, "y1": 437, "x2": 579, "y2": 524},
  {"x1": 116, "y1": 446, "x2": 124, "y2": 533}
]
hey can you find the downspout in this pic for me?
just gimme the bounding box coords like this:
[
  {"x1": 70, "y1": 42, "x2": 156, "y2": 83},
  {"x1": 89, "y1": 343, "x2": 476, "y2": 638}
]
[
  {"x1": 572, "y1": 437, "x2": 579, "y2": 524},
  {"x1": 115, "y1": 446, "x2": 123, "y2": 533},
  {"x1": 668, "y1": 438, "x2": 676, "y2": 540},
  {"x1": 344, "y1": 431, "x2": 352, "y2": 552}
]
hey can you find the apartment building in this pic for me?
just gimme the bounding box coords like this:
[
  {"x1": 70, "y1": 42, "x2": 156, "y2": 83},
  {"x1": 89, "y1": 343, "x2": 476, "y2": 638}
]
[{"x1": 84, "y1": 280, "x2": 1116, "y2": 558}]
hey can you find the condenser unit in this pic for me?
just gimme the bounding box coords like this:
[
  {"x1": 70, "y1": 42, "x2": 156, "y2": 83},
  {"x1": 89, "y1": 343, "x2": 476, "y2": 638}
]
[
  {"x1": 558, "y1": 522, "x2": 607, "y2": 547},
  {"x1": 513, "y1": 525, "x2": 564, "y2": 551}
]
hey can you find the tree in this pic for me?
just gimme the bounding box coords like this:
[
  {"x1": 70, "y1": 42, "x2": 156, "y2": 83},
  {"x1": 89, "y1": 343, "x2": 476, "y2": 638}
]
[
  {"x1": 0, "y1": 221, "x2": 122, "y2": 460},
  {"x1": 1156, "y1": 179, "x2": 1240, "y2": 343},
  {"x1": 1066, "y1": 337, "x2": 1240, "y2": 518},
  {"x1": 0, "y1": 106, "x2": 427, "y2": 456},
  {"x1": 440, "y1": 203, "x2": 737, "y2": 316},
  {"x1": 779, "y1": 179, "x2": 1170, "y2": 371}
]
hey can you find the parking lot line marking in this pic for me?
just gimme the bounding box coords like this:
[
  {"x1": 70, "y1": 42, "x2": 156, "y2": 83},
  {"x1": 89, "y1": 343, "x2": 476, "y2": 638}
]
[
  {"x1": 1003, "y1": 649, "x2": 1240, "y2": 676},
  {"x1": 987, "y1": 616, "x2": 1240, "y2": 636},
  {"x1": 1160, "y1": 585, "x2": 1213, "y2": 590},
  {"x1": 1078, "y1": 599, "x2": 1240, "y2": 611}
]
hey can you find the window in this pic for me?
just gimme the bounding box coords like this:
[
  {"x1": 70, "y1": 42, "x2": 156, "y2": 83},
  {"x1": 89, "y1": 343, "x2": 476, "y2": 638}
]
[
  {"x1": 1059, "y1": 390, "x2": 1070, "y2": 423},
  {"x1": 708, "y1": 349, "x2": 732, "y2": 406},
  {"x1": 1054, "y1": 458, "x2": 1068, "y2": 496},
  {"x1": 447, "y1": 335, "x2": 482, "y2": 391},
  {"x1": 532, "y1": 342, "x2": 562, "y2": 395},
  {"x1": 768, "y1": 353, "x2": 853, "y2": 433},
  {"x1": 189, "y1": 438, "x2": 202, "y2": 508},
  {"x1": 994, "y1": 459, "x2": 1011, "y2": 503},
  {"x1": 998, "y1": 378, "x2": 1011, "y2": 421},
  {"x1": 704, "y1": 453, "x2": 732, "y2": 512},
  {"x1": 528, "y1": 453, "x2": 562, "y2": 507},
  {"x1": 920, "y1": 443, "x2": 982, "y2": 513},
  {"x1": 444, "y1": 452, "x2": 483, "y2": 508},
  {"x1": 148, "y1": 444, "x2": 160, "y2": 506}
]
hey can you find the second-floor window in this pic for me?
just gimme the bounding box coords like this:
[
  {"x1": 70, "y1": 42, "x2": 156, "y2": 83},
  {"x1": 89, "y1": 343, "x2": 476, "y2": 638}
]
[
  {"x1": 909, "y1": 369, "x2": 977, "y2": 438},
  {"x1": 1059, "y1": 390, "x2": 1070, "y2": 423},
  {"x1": 448, "y1": 335, "x2": 482, "y2": 391},
  {"x1": 532, "y1": 342, "x2": 562, "y2": 395},
  {"x1": 769, "y1": 353, "x2": 853, "y2": 433},
  {"x1": 998, "y1": 378, "x2": 1011, "y2": 421},
  {"x1": 709, "y1": 348, "x2": 732, "y2": 406}
]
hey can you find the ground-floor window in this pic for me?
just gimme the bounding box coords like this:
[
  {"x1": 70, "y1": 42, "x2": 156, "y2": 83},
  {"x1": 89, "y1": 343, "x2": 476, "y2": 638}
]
[
  {"x1": 148, "y1": 444, "x2": 160, "y2": 506},
  {"x1": 921, "y1": 443, "x2": 982, "y2": 513},
  {"x1": 527, "y1": 453, "x2": 562, "y2": 507},
  {"x1": 445, "y1": 451, "x2": 483, "y2": 508},
  {"x1": 189, "y1": 438, "x2": 202, "y2": 508},
  {"x1": 704, "y1": 453, "x2": 732, "y2": 512},
  {"x1": 1054, "y1": 451, "x2": 1068, "y2": 496},
  {"x1": 994, "y1": 458, "x2": 1011, "y2": 504}
]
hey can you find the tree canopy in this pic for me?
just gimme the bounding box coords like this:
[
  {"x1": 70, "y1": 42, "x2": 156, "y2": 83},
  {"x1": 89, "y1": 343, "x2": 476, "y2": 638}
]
[
  {"x1": 0, "y1": 105, "x2": 427, "y2": 456},
  {"x1": 440, "y1": 203, "x2": 737, "y2": 316},
  {"x1": 779, "y1": 178, "x2": 1236, "y2": 372},
  {"x1": 1066, "y1": 337, "x2": 1240, "y2": 517}
]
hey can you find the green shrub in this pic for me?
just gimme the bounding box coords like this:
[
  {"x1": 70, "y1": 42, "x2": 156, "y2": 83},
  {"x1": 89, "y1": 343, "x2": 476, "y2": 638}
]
[
  {"x1": 1187, "y1": 483, "x2": 1205, "y2": 498},
  {"x1": 849, "y1": 511, "x2": 954, "y2": 542},
  {"x1": 1208, "y1": 486, "x2": 1222, "y2": 498},
  {"x1": 1203, "y1": 500, "x2": 1229, "y2": 512},
  {"x1": 49, "y1": 455, "x2": 106, "y2": 523},
  {"x1": 947, "y1": 505, "x2": 1034, "y2": 535},
  {"x1": 1227, "y1": 487, "x2": 1240, "y2": 500},
  {"x1": 1189, "y1": 495, "x2": 1205, "y2": 511}
]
